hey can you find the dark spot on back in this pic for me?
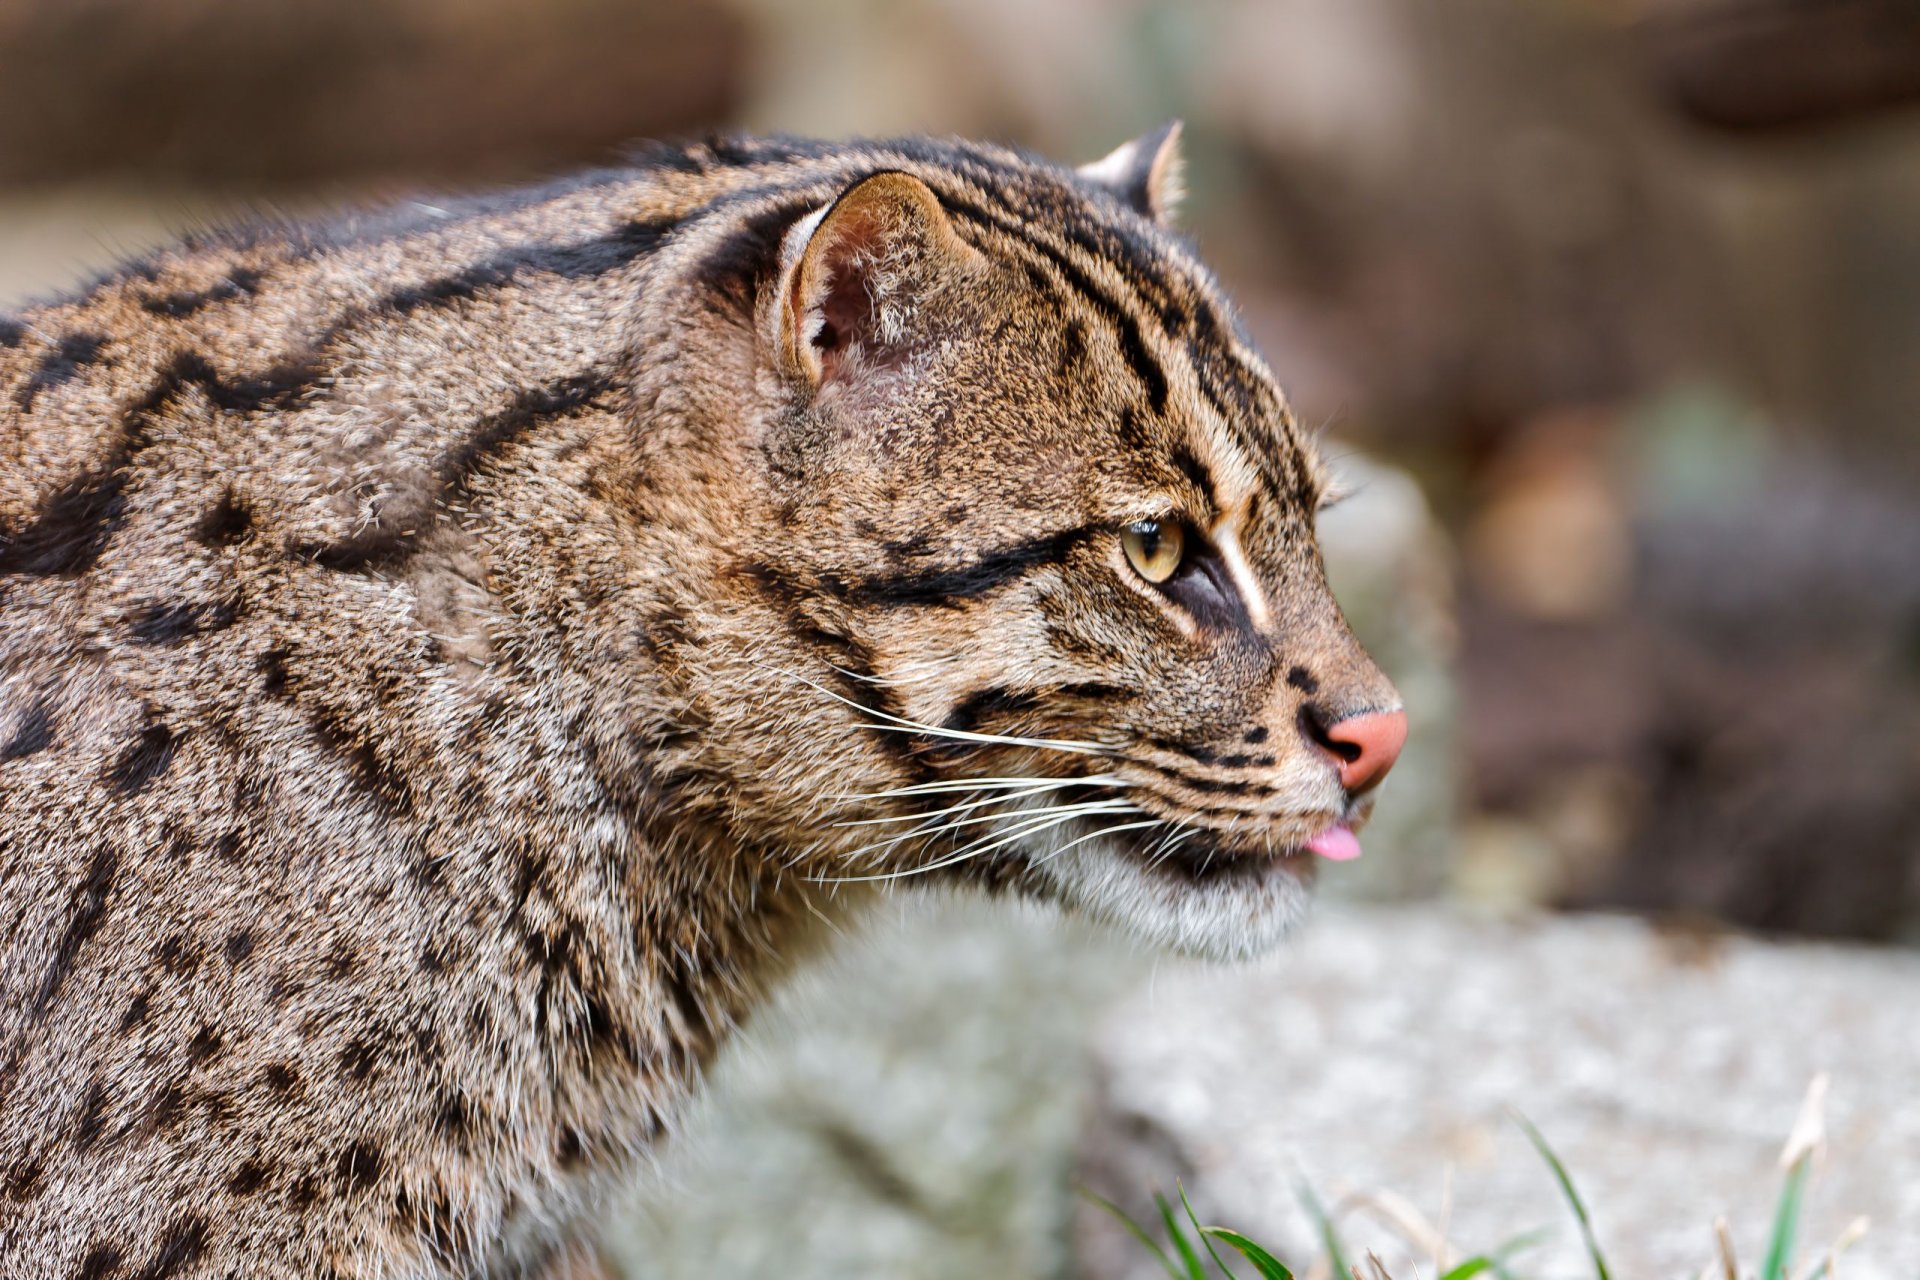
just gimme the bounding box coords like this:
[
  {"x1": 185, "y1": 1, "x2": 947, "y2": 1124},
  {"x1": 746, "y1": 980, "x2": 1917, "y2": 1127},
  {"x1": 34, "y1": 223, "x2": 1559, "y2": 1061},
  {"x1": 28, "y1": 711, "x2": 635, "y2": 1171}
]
[
  {"x1": 257, "y1": 647, "x2": 291, "y2": 696},
  {"x1": 186, "y1": 1024, "x2": 223, "y2": 1064},
  {"x1": 194, "y1": 491, "x2": 253, "y2": 547},
  {"x1": 4, "y1": 1157, "x2": 44, "y2": 1202},
  {"x1": 1286, "y1": 666, "x2": 1319, "y2": 695},
  {"x1": 15, "y1": 332, "x2": 108, "y2": 410},
  {"x1": 71, "y1": 1080, "x2": 110, "y2": 1151},
  {"x1": 339, "y1": 1035, "x2": 379, "y2": 1083},
  {"x1": 0, "y1": 317, "x2": 24, "y2": 349},
  {"x1": 309, "y1": 709, "x2": 413, "y2": 817},
  {"x1": 157, "y1": 933, "x2": 200, "y2": 977},
  {"x1": 133, "y1": 1214, "x2": 208, "y2": 1280},
  {"x1": 228, "y1": 1158, "x2": 271, "y2": 1196},
  {"x1": 1, "y1": 698, "x2": 56, "y2": 761},
  {"x1": 287, "y1": 1173, "x2": 320, "y2": 1211},
  {"x1": 146, "y1": 1081, "x2": 188, "y2": 1134},
  {"x1": 35, "y1": 847, "x2": 116, "y2": 1015},
  {"x1": 128, "y1": 601, "x2": 213, "y2": 645},
  {"x1": 223, "y1": 931, "x2": 254, "y2": 965},
  {"x1": 263, "y1": 1062, "x2": 300, "y2": 1097},
  {"x1": 139, "y1": 267, "x2": 263, "y2": 319},
  {"x1": 120, "y1": 988, "x2": 153, "y2": 1031},
  {"x1": 75, "y1": 1245, "x2": 122, "y2": 1280},
  {"x1": 336, "y1": 1141, "x2": 384, "y2": 1196},
  {"x1": 326, "y1": 940, "x2": 356, "y2": 980},
  {"x1": 108, "y1": 720, "x2": 180, "y2": 797}
]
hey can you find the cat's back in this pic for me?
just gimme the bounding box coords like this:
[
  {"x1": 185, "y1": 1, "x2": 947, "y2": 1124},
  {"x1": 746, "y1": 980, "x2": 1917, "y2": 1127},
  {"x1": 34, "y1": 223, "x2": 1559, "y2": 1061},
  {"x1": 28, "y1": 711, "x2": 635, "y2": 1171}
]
[{"x1": 0, "y1": 143, "x2": 776, "y2": 1275}]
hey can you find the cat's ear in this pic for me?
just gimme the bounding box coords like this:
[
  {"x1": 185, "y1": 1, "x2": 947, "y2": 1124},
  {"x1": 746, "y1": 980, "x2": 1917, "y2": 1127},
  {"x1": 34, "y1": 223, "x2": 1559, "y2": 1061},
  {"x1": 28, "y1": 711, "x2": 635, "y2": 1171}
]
[
  {"x1": 1077, "y1": 121, "x2": 1186, "y2": 226},
  {"x1": 774, "y1": 170, "x2": 980, "y2": 389}
]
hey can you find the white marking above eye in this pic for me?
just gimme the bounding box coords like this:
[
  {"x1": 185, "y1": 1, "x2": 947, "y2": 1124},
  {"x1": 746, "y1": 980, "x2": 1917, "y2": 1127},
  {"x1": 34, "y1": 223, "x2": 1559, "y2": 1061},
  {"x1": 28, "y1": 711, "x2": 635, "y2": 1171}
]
[{"x1": 1211, "y1": 520, "x2": 1271, "y2": 631}]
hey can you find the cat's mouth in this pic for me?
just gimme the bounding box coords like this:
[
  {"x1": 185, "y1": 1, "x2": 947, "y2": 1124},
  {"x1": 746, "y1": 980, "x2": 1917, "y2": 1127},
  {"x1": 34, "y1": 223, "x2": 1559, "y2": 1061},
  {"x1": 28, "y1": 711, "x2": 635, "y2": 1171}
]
[{"x1": 1004, "y1": 799, "x2": 1370, "y2": 960}]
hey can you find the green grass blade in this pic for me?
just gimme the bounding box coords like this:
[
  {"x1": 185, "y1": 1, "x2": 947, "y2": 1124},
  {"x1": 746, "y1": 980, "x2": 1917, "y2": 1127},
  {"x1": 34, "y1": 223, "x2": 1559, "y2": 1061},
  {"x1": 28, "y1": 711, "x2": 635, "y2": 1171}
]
[
  {"x1": 1512, "y1": 1112, "x2": 1611, "y2": 1280},
  {"x1": 1158, "y1": 1191, "x2": 1212, "y2": 1280},
  {"x1": 1202, "y1": 1227, "x2": 1297, "y2": 1280},
  {"x1": 1296, "y1": 1179, "x2": 1352, "y2": 1280},
  {"x1": 1179, "y1": 1182, "x2": 1240, "y2": 1277},
  {"x1": 1438, "y1": 1257, "x2": 1497, "y2": 1280},
  {"x1": 1080, "y1": 1185, "x2": 1186, "y2": 1280},
  {"x1": 1761, "y1": 1153, "x2": 1812, "y2": 1280},
  {"x1": 1486, "y1": 1226, "x2": 1551, "y2": 1280}
]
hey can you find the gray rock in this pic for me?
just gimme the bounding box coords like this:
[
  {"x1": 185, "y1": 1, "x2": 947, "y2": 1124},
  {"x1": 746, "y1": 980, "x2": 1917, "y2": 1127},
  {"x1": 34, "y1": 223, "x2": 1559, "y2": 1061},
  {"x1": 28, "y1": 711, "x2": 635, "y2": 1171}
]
[
  {"x1": 610, "y1": 896, "x2": 1151, "y2": 1280},
  {"x1": 1076, "y1": 907, "x2": 1920, "y2": 1279}
]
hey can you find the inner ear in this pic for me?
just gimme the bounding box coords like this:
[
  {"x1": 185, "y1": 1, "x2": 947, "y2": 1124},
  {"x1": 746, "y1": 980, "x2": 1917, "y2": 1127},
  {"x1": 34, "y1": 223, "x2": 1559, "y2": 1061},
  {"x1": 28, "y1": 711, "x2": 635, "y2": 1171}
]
[
  {"x1": 775, "y1": 170, "x2": 979, "y2": 389},
  {"x1": 810, "y1": 209, "x2": 889, "y2": 366},
  {"x1": 1078, "y1": 121, "x2": 1186, "y2": 226}
]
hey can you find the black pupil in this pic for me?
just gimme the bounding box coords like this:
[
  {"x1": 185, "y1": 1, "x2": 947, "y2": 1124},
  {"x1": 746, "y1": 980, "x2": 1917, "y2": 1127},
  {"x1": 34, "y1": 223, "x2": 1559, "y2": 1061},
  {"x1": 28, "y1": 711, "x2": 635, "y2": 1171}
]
[{"x1": 1136, "y1": 522, "x2": 1162, "y2": 561}]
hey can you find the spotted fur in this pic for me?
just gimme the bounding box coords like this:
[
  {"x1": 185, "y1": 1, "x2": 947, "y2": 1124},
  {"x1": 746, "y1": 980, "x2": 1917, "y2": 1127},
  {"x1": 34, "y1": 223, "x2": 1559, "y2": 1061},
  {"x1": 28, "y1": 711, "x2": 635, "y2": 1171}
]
[{"x1": 0, "y1": 131, "x2": 1399, "y2": 1278}]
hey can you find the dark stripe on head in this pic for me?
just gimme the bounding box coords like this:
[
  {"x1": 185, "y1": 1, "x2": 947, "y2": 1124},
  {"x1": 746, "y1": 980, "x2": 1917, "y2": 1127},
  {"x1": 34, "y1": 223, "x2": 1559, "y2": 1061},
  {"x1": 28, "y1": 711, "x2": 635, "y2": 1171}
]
[
  {"x1": 15, "y1": 333, "x2": 109, "y2": 411},
  {"x1": 1170, "y1": 444, "x2": 1218, "y2": 509},
  {"x1": 841, "y1": 525, "x2": 1093, "y2": 608},
  {"x1": 938, "y1": 194, "x2": 1170, "y2": 414},
  {"x1": 942, "y1": 686, "x2": 1041, "y2": 736}
]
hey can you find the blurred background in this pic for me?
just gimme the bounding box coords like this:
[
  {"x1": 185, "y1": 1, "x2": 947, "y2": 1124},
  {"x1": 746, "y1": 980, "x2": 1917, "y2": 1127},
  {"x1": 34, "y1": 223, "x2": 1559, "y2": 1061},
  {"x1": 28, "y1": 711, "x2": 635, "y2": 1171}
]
[{"x1": 5, "y1": 0, "x2": 1916, "y2": 1275}]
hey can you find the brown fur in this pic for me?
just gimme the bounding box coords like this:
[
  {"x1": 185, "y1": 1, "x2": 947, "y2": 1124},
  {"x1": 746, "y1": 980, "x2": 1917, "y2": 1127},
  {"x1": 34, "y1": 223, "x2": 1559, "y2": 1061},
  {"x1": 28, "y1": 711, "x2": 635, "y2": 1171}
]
[{"x1": 0, "y1": 132, "x2": 1399, "y2": 1278}]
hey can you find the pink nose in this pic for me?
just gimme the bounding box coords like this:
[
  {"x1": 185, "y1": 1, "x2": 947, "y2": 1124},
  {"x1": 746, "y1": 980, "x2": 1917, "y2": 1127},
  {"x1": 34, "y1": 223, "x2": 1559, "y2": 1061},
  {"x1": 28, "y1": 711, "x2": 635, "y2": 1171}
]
[{"x1": 1322, "y1": 709, "x2": 1408, "y2": 794}]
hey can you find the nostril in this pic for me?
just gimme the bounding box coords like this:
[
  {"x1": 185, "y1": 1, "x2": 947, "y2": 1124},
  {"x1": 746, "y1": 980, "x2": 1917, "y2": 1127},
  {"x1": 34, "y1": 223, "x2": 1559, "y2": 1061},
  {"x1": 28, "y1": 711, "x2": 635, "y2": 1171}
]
[
  {"x1": 1297, "y1": 704, "x2": 1360, "y2": 764},
  {"x1": 1319, "y1": 708, "x2": 1408, "y2": 794}
]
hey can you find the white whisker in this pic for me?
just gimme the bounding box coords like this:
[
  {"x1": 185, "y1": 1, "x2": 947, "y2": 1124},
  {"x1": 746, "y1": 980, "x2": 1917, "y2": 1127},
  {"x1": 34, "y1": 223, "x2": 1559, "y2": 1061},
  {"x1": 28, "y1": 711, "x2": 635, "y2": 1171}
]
[
  {"x1": 816, "y1": 800, "x2": 1141, "y2": 884},
  {"x1": 835, "y1": 773, "x2": 1127, "y2": 802},
  {"x1": 840, "y1": 798, "x2": 1137, "y2": 864}
]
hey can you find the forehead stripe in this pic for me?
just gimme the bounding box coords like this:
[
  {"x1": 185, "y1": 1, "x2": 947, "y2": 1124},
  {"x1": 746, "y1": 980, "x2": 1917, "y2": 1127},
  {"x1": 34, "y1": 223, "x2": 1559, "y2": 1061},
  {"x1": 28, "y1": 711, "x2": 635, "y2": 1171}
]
[{"x1": 940, "y1": 195, "x2": 1171, "y2": 414}]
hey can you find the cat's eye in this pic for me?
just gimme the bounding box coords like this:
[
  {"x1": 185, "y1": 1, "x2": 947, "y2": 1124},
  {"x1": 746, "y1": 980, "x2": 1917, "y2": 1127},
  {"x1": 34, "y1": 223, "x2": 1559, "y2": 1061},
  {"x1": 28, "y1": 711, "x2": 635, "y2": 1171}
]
[{"x1": 1121, "y1": 519, "x2": 1185, "y2": 584}]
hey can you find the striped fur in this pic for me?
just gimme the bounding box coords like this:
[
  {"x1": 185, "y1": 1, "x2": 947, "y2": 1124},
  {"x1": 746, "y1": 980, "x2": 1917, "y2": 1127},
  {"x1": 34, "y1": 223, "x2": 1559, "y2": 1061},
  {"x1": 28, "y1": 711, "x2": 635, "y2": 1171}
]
[{"x1": 0, "y1": 132, "x2": 1399, "y2": 1278}]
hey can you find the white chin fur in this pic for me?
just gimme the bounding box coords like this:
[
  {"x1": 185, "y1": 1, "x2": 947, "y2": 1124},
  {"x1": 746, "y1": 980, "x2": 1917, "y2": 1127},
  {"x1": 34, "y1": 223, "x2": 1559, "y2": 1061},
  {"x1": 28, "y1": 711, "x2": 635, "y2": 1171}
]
[{"x1": 1025, "y1": 832, "x2": 1316, "y2": 962}]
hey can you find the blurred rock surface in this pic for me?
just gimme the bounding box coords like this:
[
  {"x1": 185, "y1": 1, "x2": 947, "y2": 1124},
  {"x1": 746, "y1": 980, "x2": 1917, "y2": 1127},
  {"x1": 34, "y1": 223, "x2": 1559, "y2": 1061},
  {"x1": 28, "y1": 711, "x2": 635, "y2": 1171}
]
[{"x1": 1075, "y1": 907, "x2": 1920, "y2": 1280}]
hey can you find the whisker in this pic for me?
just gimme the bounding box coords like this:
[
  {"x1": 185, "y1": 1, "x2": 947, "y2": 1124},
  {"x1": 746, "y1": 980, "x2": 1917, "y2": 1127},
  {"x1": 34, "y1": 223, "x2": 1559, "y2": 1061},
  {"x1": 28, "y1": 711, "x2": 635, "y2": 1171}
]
[
  {"x1": 841, "y1": 798, "x2": 1137, "y2": 864},
  {"x1": 831, "y1": 782, "x2": 1065, "y2": 829},
  {"x1": 817, "y1": 800, "x2": 1141, "y2": 884},
  {"x1": 834, "y1": 774, "x2": 1127, "y2": 803},
  {"x1": 854, "y1": 720, "x2": 1112, "y2": 756},
  {"x1": 1031, "y1": 817, "x2": 1171, "y2": 866}
]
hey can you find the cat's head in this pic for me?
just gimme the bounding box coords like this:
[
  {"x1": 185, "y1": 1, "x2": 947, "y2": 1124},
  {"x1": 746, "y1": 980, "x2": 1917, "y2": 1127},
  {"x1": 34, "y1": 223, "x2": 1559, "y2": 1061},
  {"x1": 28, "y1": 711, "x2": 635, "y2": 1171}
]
[{"x1": 696, "y1": 129, "x2": 1404, "y2": 960}]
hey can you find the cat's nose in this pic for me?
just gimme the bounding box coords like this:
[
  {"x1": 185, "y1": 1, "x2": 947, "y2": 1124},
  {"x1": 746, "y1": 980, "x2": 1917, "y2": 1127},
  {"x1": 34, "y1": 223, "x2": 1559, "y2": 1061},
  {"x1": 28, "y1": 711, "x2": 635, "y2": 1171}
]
[{"x1": 1319, "y1": 708, "x2": 1407, "y2": 795}]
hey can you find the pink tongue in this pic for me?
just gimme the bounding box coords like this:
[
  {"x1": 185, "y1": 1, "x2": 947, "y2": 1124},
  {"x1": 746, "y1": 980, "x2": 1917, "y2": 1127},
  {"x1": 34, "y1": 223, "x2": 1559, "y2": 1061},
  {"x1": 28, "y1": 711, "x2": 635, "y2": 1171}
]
[{"x1": 1303, "y1": 824, "x2": 1362, "y2": 862}]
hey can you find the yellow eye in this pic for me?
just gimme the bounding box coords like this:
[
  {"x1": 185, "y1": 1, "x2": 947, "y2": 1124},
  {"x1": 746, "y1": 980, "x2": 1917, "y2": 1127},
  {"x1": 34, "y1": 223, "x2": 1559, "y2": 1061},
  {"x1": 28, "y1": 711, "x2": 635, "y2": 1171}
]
[{"x1": 1122, "y1": 519, "x2": 1185, "y2": 584}]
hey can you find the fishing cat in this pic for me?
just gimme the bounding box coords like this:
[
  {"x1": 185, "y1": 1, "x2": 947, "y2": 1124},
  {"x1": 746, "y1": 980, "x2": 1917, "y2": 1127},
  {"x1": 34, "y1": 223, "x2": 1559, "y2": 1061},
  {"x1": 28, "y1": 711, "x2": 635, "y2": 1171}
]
[{"x1": 0, "y1": 127, "x2": 1405, "y2": 1278}]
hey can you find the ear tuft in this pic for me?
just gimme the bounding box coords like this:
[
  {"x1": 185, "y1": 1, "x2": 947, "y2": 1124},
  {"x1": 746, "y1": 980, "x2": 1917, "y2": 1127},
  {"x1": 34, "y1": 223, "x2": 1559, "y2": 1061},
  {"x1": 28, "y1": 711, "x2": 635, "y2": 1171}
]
[
  {"x1": 775, "y1": 170, "x2": 977, "y2": 388},
  {"x1": 1077, "y1": 121, "x2": 1186, "y2": 226}
]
